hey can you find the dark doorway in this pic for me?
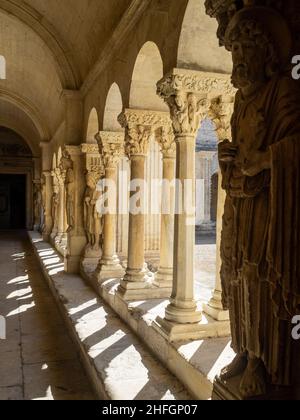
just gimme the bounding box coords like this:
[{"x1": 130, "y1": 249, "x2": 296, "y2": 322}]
[{"x1": 0, "y1": 174, "x2": 26, "y2": 229}]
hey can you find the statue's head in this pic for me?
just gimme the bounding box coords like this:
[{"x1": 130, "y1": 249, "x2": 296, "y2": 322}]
[
  {"x1": 60, "y1": 150, "x2": 72, "y2": 170},
  {"x1": 225, "y1": 7, "x2": 292, "y2": 91}
]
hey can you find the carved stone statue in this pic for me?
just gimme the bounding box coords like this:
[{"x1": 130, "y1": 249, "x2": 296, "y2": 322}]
[
  {"x1": 51, "y1": 170, "x2": 60, "y2": 236},
  {"x1": 33, "y1": 183, "x2": 42, "y2": 229},
  {"x1": 60, "y1": 150, "x2": 74, "y2": 233},
  {"x1": 40, "y1": 176, "x2": 46, "y2": 234},
  {"x1": 218, "y1": 6, "x2": 300, "y2": 398},
  {"x1": 83, "y1": 171, "x2": 103, "y2": 254}
]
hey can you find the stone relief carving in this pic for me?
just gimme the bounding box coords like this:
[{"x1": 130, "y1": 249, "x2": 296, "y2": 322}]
[
  {"x1": 83, "y1": 170, "x2": 103, "y2": 255},
  {"x1": 33, "y1": 182, "x2": 42, "y2": 229},
  {"x1": 158, "y1": 90, "x2": 208, "y2": 136},
  {"x1": 208, "y1": 95, "x2": 235, "y2": 141},
  {"x1": 59, "y1": 149, "x2": 74, "y2": 233},
  {"x1": 155, "y1": 124, "x2": 176, "y2": 158},
  {"x1": 157, "y1": 69, "x2": 236, "y2": 100},
  {"x1": 214, "y1": 6, "x2": 300, "y2": 399},
  {"x1": 40, "y1": 175, "x2": 46, "y2": 234},
  {"x1": 96, "y1": 132, "x2": 125, "y2": 168},
  {"x1": 51, "y1": 169, "x2": 60, "y2": 235},
  {"x1": 118, "y1": 110, "x2": 171, "y2": 157}
]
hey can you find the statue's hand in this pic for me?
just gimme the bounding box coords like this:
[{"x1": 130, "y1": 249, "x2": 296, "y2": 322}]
[
  {"x1": 219, "y1": 140, "x2": 238, "y2": 163},
  {"x1": 241, "y1": 149, "x2": 271, "y2": 177}
]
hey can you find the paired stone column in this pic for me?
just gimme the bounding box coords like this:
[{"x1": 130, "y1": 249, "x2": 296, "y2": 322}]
[
  {"x1": 154, "y1": 69, "x2": 235, "y2": 341},
  {"x1": 94, "y1": 132, "x2": 125, "y2": 283},
  {"x1": 117, "y1": 111, "x2": 152, "y2": 300},
  {"x1": 60, "y1": 146, "x2": 87, "y2": 274},
  {"x1": 117, "y1": 109, "x2": 174, "y2": 301},
  {"x1": 153, "y1": 124, "x2": 176, "y2": 292},
  {"x1": 203, "y1": 95, "x2": 234, "y2": 321},
  {"x1": 41, "y1": 171, "x2": 53, "y2": 242}
]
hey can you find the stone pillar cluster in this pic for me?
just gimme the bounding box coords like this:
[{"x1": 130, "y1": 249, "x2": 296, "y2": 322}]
[
  {"x1": 41, "y1": 69, "x2": 236, "y2": 341},
  {"x1": 94, "y1": 132, "x2": 125, "y2": 283}
]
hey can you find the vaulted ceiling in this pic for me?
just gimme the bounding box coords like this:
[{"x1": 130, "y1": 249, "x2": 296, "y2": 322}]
[{"x1": 0, "y1": 0, "x2": 134, "y2": 150}]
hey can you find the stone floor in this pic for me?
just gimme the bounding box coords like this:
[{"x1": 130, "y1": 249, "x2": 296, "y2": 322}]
[{"x1": 0, "y1": 230, "x2": 96, "y2": 400}]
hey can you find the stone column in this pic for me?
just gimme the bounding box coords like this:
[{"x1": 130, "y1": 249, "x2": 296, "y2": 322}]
[
  {"x1": 61, "y1": 146, "x2": 87, "y2": 274},
  {"x1": 117, "y1": 109, "x2": 173, "y2": 301},
  {"x1": 154, "y1": 69, "x2": 235, "y2": 341},
  {"x1": 94, "y1": 132, "x2": 125, "y2": 283},
  {"x1": 203, "y1": 95, "x2": 234, "y2": 321},
  {"x1": 154, "y1": 124, "x2": 176, "y2": 293},
  {"x1": 117, "y1": 112, "x2": 152, "y2": 300},
  {"x1": 41, "y1": 171, "x2": 53, "y2": 242}
]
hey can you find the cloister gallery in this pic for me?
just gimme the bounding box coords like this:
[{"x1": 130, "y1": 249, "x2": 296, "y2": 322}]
[{"x1": 0, "y1": 0, "x2": 300, "y2": 401}]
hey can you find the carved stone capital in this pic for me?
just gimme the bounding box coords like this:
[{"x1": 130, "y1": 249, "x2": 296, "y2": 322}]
[
  {"x1": 155, "y1": 125, "x2": 176, "y2": 158},
  {"x1": 157, "y1": 69, "x2": 235, "y2": 137},
  {"x1": 118, "y1": 109, "x2": 171, "y2": 158},
  {"x1": 95, "y1": 131, "x2": 124, "y2": 169},
  {"x1": 64, "y1": 145, "x2": 82, "y2": 157},
  {"x1": 81, "y1": 144, "x2": 99, "y2": 155},
  {"x1": 208, "y1": 95, "x2": 235, "y2": 141}
]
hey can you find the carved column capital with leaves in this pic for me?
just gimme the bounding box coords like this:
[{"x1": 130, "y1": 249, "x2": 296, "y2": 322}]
[
  {"x1": 118, "y1": 109, "x2": 171, "y2": 158},
  {"x1": 208, "y1": 95, "x2": 235, "y2": 141},
  {"x1": 95, "y1": 131, "x2": 125, "y2": 169}
]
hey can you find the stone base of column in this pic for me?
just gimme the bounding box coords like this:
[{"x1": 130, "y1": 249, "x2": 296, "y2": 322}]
[
  {"x1": 95, "y1": 261, "x2": 125, "y2": 284},
  {"x1": 117, "y1": 275, "x2": 173, "y2": 301},
  {"x1": 165, "y1": 301, "x2": 202, "y2": 324},
  {"x1": 203, "y1": 290, "x2": 230, "y2": 322},
  {"x1": 153, "y1": 267, "x2": 173, "y2": 289},
  {"x1": 153, "y1": 313, "x2": 231, "y2": 343},
  {"x1": 81, "y1": 247, "x2": 102, "y2": 275}
]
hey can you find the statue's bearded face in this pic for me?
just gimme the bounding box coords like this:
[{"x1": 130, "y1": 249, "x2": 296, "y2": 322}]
[{"x1": 231, "y1": 37, "x2": 267, "y2": 90}]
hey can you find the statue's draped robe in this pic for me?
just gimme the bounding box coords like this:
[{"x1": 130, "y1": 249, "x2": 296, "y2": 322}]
[{"x1": 221, "y1": 74, "x2": 300, "y2": 386}]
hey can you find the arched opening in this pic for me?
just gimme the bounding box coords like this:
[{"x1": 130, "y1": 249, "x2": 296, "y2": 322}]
[
  {"x1": 103, "y1": 83, "x2": 123, "y2": 132},
  {"x1": 129, "y1": 41, "x2": 168, "y2": 111},
  {"x1": 103, "y1": 83, "x2": 128, "y2": 257},
  {"x1": 129, "y1": 42, "x2": 167, "y2": 267},
  {"x1": 195, "y1": 118, "x2": 219, "y2": 301},
  {"x1": 0, "y1": 55, "x2": 6, "y2": 79},
  {"x1": 0, "y1": 127, "x2": 32, "y2": 229},
  {"x1": 177, "y1": 0, "x2": 232, "y2": 73},
  {"x1": 86, "y1": 108, "x2": 99, "y2": 144}
]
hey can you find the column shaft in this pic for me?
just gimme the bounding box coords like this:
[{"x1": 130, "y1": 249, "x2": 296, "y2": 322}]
[
  {"x1": 124, "y1": 155, "x2": 148, "y2": 281},
  {"x1": 165, "y1": 136, "x2": 202, "y2": 324},
  {"x1": 154, "y1": 156, "x2": 176, "y2": 289}
]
